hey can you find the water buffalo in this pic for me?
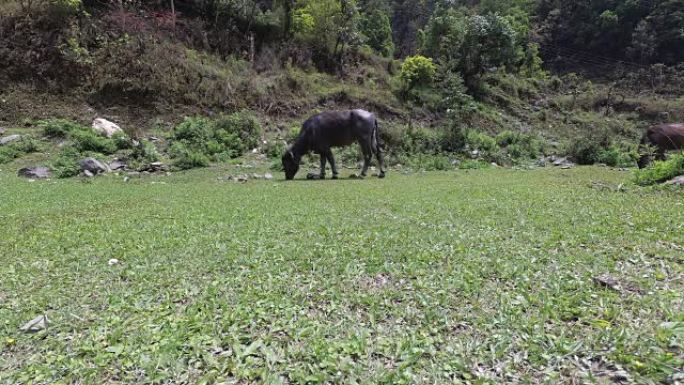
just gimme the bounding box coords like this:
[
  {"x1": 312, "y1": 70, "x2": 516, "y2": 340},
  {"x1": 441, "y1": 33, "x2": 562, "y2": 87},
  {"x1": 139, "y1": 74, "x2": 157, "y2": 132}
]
[
  {"x1": 638, "y1": 123, "x2": 684, "y2": 168},
  {"x1": 281, "y1": 109, "x2": 385, "y2": 180}
]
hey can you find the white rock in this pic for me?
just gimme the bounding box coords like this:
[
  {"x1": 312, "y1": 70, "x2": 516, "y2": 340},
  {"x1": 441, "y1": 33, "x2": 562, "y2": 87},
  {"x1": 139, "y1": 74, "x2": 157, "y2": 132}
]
[
  {"x1": 108, "y1": 258, "x2": 120, "y2": 266},
  {"x1": 20, "y1": 315, "x2": 48, "y2": 333},
  {"x1": 665, "y1": 175, "x2": 684, "y2": 186},
  {"x1": 92, "y1": 118, "x2": 123, "y2": 138},
  {"x1": 0, "y1": 134, "x2": 21, "y2": 145}
]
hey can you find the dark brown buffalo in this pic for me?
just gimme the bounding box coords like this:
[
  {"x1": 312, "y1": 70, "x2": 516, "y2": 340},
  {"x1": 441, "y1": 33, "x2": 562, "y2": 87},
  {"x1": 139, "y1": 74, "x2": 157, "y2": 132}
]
[
  {"x1": 281, "y1": 109, "x2": 385, "y2": 180},
  {"x1": 638, "y1": 123, "x2": 684, "y2": 168}
]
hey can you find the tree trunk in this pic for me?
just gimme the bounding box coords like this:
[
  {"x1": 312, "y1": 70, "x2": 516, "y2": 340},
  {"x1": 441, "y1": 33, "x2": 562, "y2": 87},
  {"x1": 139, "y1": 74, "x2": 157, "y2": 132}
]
[{"x1": 170, "y1": 0, "x2": 176, "y2": 34}]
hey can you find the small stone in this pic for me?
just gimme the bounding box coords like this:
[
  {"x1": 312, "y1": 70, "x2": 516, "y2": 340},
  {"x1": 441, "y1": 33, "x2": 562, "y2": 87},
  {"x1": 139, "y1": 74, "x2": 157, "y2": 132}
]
[
  {"x1": 0, "y1": 134, "x2": 21, "y2": 145},
  {"x1": 20, "y1": 315, "x2": 48, "y2": 333},
  {"x1": 108, "y1": 258, "x2": 120, "y2": 266},
  {"x1": 264, "y1": 173, "x2": 273, "y2": 180},
  {"x1": 593, "y1": 274, "x2": 621, "y2": 292},
  {"x1": 236, "y1": 174, "x2": 248, "y2": 182},
  {"x1": 83, "y1": 170, "x2": 94, "y2": 178},
  {"x1": 17, "y1": 166, "x2": 51, "y2": 179},
  {"x1": 109, "y1": 160, "x2": 126, "y2": 171},
  {"x1": 123, "y1": 176, "x2": 130, "y2": 182},
  {"x1": 80, "y1": 157, "x2": 108, "y2": 174}
]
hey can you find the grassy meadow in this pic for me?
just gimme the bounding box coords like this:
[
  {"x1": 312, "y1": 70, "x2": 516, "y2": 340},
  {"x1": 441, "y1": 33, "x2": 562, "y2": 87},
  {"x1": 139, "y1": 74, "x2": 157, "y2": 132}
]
[{"x1": 0, "y1": 167, "x2": 683, "y2": 384}]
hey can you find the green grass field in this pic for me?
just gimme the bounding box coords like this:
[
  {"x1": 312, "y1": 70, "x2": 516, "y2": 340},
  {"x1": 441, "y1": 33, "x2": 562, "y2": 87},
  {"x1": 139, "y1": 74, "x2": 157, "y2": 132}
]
[{"x1": 1, "y1": 167, "x2": 682, "y2": 384}]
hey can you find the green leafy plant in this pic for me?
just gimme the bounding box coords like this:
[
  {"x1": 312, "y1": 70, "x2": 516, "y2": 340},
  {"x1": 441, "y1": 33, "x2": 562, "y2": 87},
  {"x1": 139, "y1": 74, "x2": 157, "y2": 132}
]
[
  {"x1": 634, "y1": 152, "x2": 684, "y2": 186},
  {"x1": 51, "y1": 146, "x2": 82, "y2": 178}
]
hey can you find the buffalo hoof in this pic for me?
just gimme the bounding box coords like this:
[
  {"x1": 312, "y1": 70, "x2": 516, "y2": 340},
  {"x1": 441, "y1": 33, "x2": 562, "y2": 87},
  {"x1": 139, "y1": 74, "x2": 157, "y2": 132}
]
[
  {"x1": 332, "y1": 174, "x2": 339, "y2": 180},
  {"x1": 378, "y1": 172, "x2": 386, "y2": 179}
]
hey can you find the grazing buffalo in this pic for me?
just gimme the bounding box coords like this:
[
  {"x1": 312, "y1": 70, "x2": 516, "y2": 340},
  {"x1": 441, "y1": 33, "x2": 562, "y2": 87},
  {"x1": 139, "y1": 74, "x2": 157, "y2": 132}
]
[
  {"x1": 281, "y1": 109, "x2": 385, "y2": 180},
  {"x1": 638, "y1": 123, "x2": 684, "y2": 168}
]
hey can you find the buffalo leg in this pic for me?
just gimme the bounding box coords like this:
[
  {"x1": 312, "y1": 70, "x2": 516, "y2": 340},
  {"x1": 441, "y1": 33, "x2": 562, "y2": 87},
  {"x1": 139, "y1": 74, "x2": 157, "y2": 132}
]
[
  {"x1": 375, "y1": 146, "x2": 386, "y2": 178},
  {"x1": 359, "y1": 142, "x2": 372, "y2": 177},
  {"x1": 318, "y1": 153, "x2": 327, "y2": 179},
  {"x1": 325, "y1": 150, "x2": 338, "y2": 179}
]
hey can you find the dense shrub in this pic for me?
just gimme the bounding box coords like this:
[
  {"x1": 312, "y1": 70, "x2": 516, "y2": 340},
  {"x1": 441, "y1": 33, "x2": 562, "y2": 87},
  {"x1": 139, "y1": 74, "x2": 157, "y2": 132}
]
[
  {"x1": 0, "y1": 137, "x2": 44, "y2": 164},
  {"x1": 567, "y1": 135, "x2": 636, "y2": 166},
  {"x1": 495, "y1": 130, "x2": 543, "y2": 159},
  {"x1": 38, "y1": 118, "x2": 131, "y2": 155},
  {"x1": 597, "y1": 144, "x2": 638, "y2": 167},
  {"x1": 51, "y1": 146, "x2": 82, "y2": 178},
  {"x1": 170, "y1": 111, "x2": 261, "y2": 168},
  {"x1": 399, "y1": 127, "x2": 442, "y2": 155},
  {"x1": 467, "y1": 131, "x2": 498, "y2": 152},
  {"x1": 568, "y1": 137, "x2": 602, "y2": 165},
  {"x1": 263, "y1": 140, "x2": 285, "y2": 159},
  {"x1": 169, "y1": 142, "x2": 210, "y2": 170},
  {"x1": 128, "y1": 140, "x2": 160, "y2": 170},
  {"x1": 39, "y1": 119, "x2": 82, "y2": 138},
  {"x1": 633, "y1": 152, "x2": 684, "y2": 186},
  {"x1": 71, "y1": 130, "x2": 119, "y2": 154}
]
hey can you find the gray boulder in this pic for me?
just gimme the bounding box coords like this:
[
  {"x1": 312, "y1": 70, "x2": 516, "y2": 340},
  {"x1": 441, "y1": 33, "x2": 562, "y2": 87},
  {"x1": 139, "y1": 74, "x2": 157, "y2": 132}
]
[
  {"x1": 0, "y1": 134, "x2": 21, "y2": 146},
  {"x1": 17, "y1": 166, "x2": 51, "y2": 179},
  {"x1": 80, "y1": 157, "x2": 108, "y2": 175},
  {"x1": 665, "y1": 175, "x2": 684, "y2": 186},
  {"x1": 109, "y1": 159, "x2": 126, "y2": 171},
  {"x1": 552, "y1": 157, "x2": 575, "y2": 168}
]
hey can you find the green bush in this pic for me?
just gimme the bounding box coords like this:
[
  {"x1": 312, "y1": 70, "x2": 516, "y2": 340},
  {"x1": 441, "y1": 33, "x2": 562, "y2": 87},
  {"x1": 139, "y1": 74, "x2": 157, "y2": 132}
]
[
  {"x1": 495, "y1": 130, "x2": 543, "y2": 159},
  {"x1": 633, "y1": 152, "x2": 684, "y2": 186},
  {"x1": 263, "y1": 140, "x2": 284, "y2": 159},
  {"x1": 0, "y1": 137, "x2": 44, "y2": 164},
  {"x1": 169, "y1": 142, "x2": 210, "y2": 170},
  {"x1": 51, "y1": 146, "x2": 82, "y2": 178},
  {"x1": 38, "y1": 119, "x2": 130, "y2": 154},
  {"x1": 111, "y1": 132, "x2": 133, "y2": 150},
  {"x1": 400, "y1": 127, "x2": 442, "y2": 155},
  {"x1": 128, "y1": 140, "x2": 160, "y2": 170},
  {"x1": 39, "y1": 119, "x2": 82, "y2": 138},
  {"x1": 213, "y1": 111, "x2": 261, "y2": 154},
  {"x1": 597, "y1": 145, "x2": 638, "y2": 167},
  {"x1": 568, "y1": 137, "x2": 602, "y2": 165},
  {"x1": 170, "y1": 112, "x2": 262, "y2": 169},
  {"x1": 71, "y1": 130, "x2": 118, "y2": 154},
  {"x1": 466, "y1": 131, "x2": 498, "y2": 152}
]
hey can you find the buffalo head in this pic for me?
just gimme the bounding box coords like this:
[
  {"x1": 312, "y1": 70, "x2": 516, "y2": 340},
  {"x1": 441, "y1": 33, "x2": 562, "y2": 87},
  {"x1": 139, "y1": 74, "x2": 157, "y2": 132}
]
[{"x1": 282, "y1": 150, "x2": 299, "y2": 180}]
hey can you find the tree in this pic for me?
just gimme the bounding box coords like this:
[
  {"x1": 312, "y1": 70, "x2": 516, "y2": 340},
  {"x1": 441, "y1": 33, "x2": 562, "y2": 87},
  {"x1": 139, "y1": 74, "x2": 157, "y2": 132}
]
[
  {"x1": 421, "y1": 8, "x2": 518, "y2": 92},
  {"x1": 399, "y1": 54, "x2": 436, "y2": 98},
  {"x1": 628, "y1": 20, "x2": 656, "y2": 64},
  {"x1": 360, "y1": 9, "x2": 394, "y2": 56}
]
